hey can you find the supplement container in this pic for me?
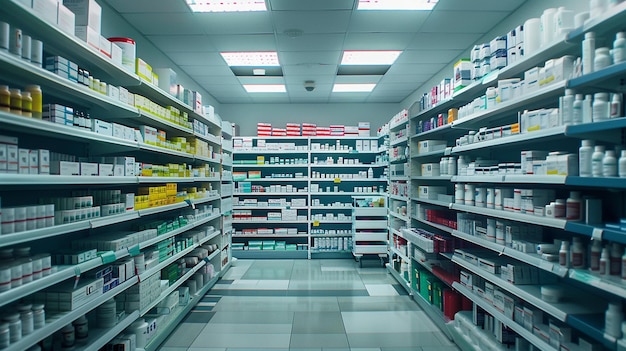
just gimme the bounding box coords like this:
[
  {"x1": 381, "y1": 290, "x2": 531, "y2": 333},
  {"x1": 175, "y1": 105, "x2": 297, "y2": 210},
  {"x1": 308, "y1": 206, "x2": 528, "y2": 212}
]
[
  {"x1": 17, "y1": 304, "x2": 33, "y2": 336},
  {"x1": 594, "y1": 47, "x2": 611, "y2": 71},
  {"x1": 604, "y1": 150, "x2": 618, "y2": 177},
  {"x1": 32, "y1": 304, "x2": 45, "y2": 330},
  {"x1": 21, "y1": 34, "x2": 30, "y2": 62},
  {"x1": 0, "y1": 21, "x2": 8, "y2": 50},
  {"x1": 572, "y1": 237, "x2": 585, "y2": 268},
  {"x1": 3, "y1": 313, "x2": 21, "y2": 343},
  {"x1": 128, "y1": 319, "x2": 149, "y2": 348},
  {"x1": 25, "y1": 206, "x2": 37, "y2": 231},
  {"x1": 8, "y1": 27, "x2": 22, "y2": 57},
  {"x1": 619, "y1": 150, "x2": 626, "y2": 177},
  {"x1": 0, "y1": 323, "x2": 8, "y2": 349},
  {"x1": 592, "y1": 145, "x2": 606, "y2": 177},
  {"x1": 614, "y1": 32, "x2": 626, "y2": 64},
  {"x1": 0, "y1": 85, "x2": 9, "y2": 112},
  {"x1": 0, "y1": 265, "x2": 10, "y2": 292},
  {"x1": 18, "y1": 258, "x2": 33, "y2": 284},
  {"x1": 30, "y1": 40, "x2": 43, "y2": 67},
  {"x1": 583, "y1": 32, "x2": 596, "y2": 75},
  {"x1": 10, "y1": 262, "x2": 22, "y2": 288},
  {"x1": 605, "y1": 302, "x2": 624, "y2": 338},
  {"x1": 13, "y1": 207, "x2": 26, "y2": 233},
  {"x1": 541, "y1": 285, "x2": 564, "y2": 303},
  {"x1": 566, "y1": 191, "x2": 582, "y2": 221},
  {"x1": 593, "y1": 92, "x2": 610, "y2": 121},
  {"x1": 73, "y1": 315, "x2": 88, "y2": 340},
  {"x1": 108, "y1": 37, "x2": 136, "y2": 71},
  {"x1": 25, "y1": 86, "x2": 42, "y2": 119},
  {"x1": 60, "y1": 324, "x2": 75, "y2": 347},
  {"x1": 9, "y1": 89, "x2": 21, "y2": 115}
]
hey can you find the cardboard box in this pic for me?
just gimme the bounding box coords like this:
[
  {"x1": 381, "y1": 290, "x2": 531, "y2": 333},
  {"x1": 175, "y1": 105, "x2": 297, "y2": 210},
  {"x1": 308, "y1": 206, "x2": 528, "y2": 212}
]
[
  {"x1": 32, "y1": 0, "x2": 58, "y2": 25},
  {"x1": 98, "y1": 163, "x2": 113, "y2": 176},
  {"x1": 99, "y1": 35, "x2": 111, "y2": 58},
  {"x1": 18, "y1": 148, "x2": 30, "y2": 174},
  {"x1": 80, "y1": 162, "x2": 98, "y2": 176},
  {"x1": 57, "y1": 3, "x2": 76, "y2": 35},
  {"x1": 154, "y1": 68, "x2": 178, "y2": 97},
  {"x1": 29, "y1": 149, "x2": 39, "y2": 174},
  {"x1": 110, "y1": 42, "x2": 123, "y2": 66},
  {"x1": 75, "y1": 25, "x2": 99, "y2": 50},
  {"x1": 38, "y1": 149, "x2": 50, "y2": 174},
  {"x1": 63, "y1": 0, "x2": 101, "y2": 34},
  {"x1": 92, "y1": 119, "x2": 113, "y2": 136}
]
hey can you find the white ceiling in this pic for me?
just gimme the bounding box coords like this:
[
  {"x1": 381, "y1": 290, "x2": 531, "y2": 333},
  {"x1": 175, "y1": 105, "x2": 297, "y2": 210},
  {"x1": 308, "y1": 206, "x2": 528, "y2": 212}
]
[{"x1": 105, "y1": 0, "x2": 527, "y2": 104}]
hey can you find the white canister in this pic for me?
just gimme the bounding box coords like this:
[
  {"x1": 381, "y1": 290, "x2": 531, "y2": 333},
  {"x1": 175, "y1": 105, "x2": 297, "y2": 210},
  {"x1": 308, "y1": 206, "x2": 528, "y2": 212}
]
[
  {"x1": 475, "y1": 187, "x2": 487, "y2": 207},
  {"x1": 464, "y1": 184, "x2": 475, "y2": 206},
  {"x1": 44, "y1": 204, "x2": 54, "y2": 227},
  {"x1": 21, "y1": 34, "x2": 31, "y2": 62},
  {"x1": 35, "y1": 205, "x2": 46, "y2": 229},
  {"x1": 26, "y1": 206, "x2": 37, "y2": 231},
  {"x1": 524, "y1": 18, "x2": 541, "y2": 56},
  {"x1": 0, "y1": 21, "x2": 9, "y2": 51},
  {"x1": 0, "y1": 264, "x2": 10, "y2": 292},
  {"x1": 31, "y1": 39, "x2": 43, "y2": 67},
  {"x1": 108, "y1": 37, "x2": 136, "y2": 71},
  {"x1": 455, "y1": 183, "x2": 465, "y2": 204},
  {"x1": 540, "y1": 8, "x2": 557, "y2": 46},
  {"x1": 8, "y1": 26, "x2": 22, "y2": 57},
  {"x1": 13, "y1": 207, "x2": 26, "y2": 233},
  {"x1": 575, "y1": 12, "x2": 590, "y2": 27},
  {"x1": 1, "y1": 207, "x2": 15, "y2": 234},
  {"x1": 128, "y1": 319, "x2": 148, "y2": 348}
]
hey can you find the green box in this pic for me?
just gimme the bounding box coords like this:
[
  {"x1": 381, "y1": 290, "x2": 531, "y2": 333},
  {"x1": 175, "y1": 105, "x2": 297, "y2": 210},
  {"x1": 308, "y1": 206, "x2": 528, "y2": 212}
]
[{"x1": 419, "y1": 271, "x2": 432, "y2": 302}]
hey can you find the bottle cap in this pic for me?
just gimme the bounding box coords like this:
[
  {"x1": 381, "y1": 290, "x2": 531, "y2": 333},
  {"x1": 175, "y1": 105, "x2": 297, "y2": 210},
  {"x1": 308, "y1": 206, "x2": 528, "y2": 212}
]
[
  {"x1": 595, "y1": 145, "x2": 606, "y2": 152},
  {"x1": 617, "y1": 32, "x2": 626, "y2": 39},
  {"x1": 569, "y1": 191, "x2": 581, "y2": 199},
  {"x1": 565, "y1": 89, "x2": 575, "y2": 95},
  {"x1": 585, "y1": 32, "x2": 595, "y2": 39},
  {"x1": 576, "y1": 94, "x2": 584, "y2": 100},
  {"x1": 582, "y1": 139, "x2": 594, "y2": 147},
  {"x1": 606, "y1": 150, "x2": 616, "y2": 157}
]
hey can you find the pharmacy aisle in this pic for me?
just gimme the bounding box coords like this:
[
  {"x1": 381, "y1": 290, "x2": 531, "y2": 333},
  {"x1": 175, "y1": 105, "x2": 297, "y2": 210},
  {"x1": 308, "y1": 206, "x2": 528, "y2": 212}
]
[{"x1": 157, "y1": 259, "x2": 458, "y2": 351}]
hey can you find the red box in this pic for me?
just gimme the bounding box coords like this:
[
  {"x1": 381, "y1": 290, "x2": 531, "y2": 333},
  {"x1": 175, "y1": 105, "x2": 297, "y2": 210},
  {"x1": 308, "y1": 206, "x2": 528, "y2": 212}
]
[{"x1": 443, "y1": 289, "x2": 462, "y2": 321}]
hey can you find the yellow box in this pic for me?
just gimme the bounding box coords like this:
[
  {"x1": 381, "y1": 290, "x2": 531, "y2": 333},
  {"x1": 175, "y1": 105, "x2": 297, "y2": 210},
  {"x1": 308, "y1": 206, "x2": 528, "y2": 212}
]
[{"x1": 136, "y1": 58, "x2": 153, "y2": 83}]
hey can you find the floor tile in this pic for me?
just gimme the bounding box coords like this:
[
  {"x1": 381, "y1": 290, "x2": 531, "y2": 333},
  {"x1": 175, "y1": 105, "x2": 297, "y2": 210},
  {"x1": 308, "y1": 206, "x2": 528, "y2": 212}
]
[
  {"x1": 202, "y1": 322, "x2": 292, "y2": 334},
  {"x1": 157, "y1": 348, "x2": 187, "y2": 351},
  {"x1": 346, "y1": 332, "x2": 444, "y2": 348},
  {"x1": 289, "y1": 333, "x2": 349, "y2": 348},
  {"x1": 207, "y1": 311, "x2": 294, "y2": 324},
  {"x1": 414, "y1": 346, "x2": 460, "y2": 351},
  {"x1": 161, "y1": 323, "x2": 206, "y2": 347},
  {"x1": 341, "y1": 311, "x2": 440, "y2": 334},
  {"x1": 292, "y1": 312, "x2": 346, "y2": 333},
  {"x1": 364, "y1": 284, "x2": 400, "y2": 296},
  {"x1": 183, "y1": 311, "x2": 216, "y2": 323},
  {"x1": 190, "y1": 332, "x2": 291, "y2": 348},
  {"x1": 187, "y1": 349, "x2": 227, "y2": 351},
  {"x1": 337, "y1": 296, "x2": 419, "y2": 312}
]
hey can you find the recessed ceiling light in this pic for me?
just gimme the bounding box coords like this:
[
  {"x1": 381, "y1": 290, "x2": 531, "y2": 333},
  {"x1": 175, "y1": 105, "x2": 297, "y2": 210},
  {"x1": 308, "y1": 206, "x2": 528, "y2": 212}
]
[
  {"x1": 186, "y1": 0, "x2": 267, "y2": 12},
  {"x1": 357, "y1": 0, "x2": 438, "y2": 11},
  {"x1": 243, "y1": 84, "x2": 287, "y2": 93},
  {"x1": 332, "y1": 84, "x2": 376, "y2": 92},
  {"x1": 221, "y1": 52, "x2": 280, "y2": 66},
  {"x1": 341, "y1": 51, "x2": 402, "y2": 65}
]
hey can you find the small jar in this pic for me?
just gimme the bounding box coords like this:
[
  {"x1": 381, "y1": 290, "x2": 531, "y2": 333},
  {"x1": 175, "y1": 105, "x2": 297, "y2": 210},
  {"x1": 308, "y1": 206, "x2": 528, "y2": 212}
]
[
  {"x1": 18, "y1": 258, "x2": 33, "y2": 284},
  {"x1": 24, "y1": 85, "x2": 42, "y2": 119},
  {"x1": 60, "y1": 324, "x2": 75, "y2": 347},
  {"x1": 0, "y1": 85, "x2": 10, "y2": 112},
  {"x1": 9, "y1": 262, "x2": 22, "y2": 288},
  {"x1": 32, "y1": 304, "x2": 45, "y2": 330},
  {"x1": 594, "y1": 47, "x2": 612, "y2": 71},
  {"x1": 9, "y1": 88, "x2": 21, "y2": 115},
  {"x1": 72, "y1": 315, "x2": 88, "y2": 340},
  {"x1": 21, "y1": 91, "x2": 32, "y2": 117},
  {"x1": 17, "y1": 304, "x2": 33, "y2": 336},
  {"x1": 0, "y1": 323, "x2": 9, "y2": 349},
  {"x1": 0, "y1": 265, "x2": 10, "y2": 292},
  {"x1": 3, "y1": 313, "x2": 21, "y2": 343},
  {"x1": 593, "y1": 92, "x2": 610, "y2": 121}
]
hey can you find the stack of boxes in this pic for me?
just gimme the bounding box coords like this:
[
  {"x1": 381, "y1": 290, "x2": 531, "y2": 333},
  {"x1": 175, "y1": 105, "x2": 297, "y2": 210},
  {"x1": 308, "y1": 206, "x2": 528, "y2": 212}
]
[
  {"x1": 286, "y1": 123, "x2": 301, "y2": 136},
  {"x1": 257, "y1": 123, "x2": 272, "y2": 136},
  {"x1": 302, "y1": 123, "x2": 316, "y2": 136}
]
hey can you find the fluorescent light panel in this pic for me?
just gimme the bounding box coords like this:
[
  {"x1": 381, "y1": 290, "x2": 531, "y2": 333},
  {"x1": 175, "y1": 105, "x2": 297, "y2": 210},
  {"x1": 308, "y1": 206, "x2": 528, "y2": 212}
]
[
  {"x1": 332, "y1": 84, "x2": 376, "y2": 92},
  {"x1": 221, "y1": 52, "x2": 280, "y2": 66},
  {"x1": 186, "y1": 0, "x2": 267, "y2": 12},
  {"x1": 357, "y1": 0, "x2": 438, "y2": 10},
  {"x1": 341, "y1": 51, "x2": 402, "y2": 65},
  {"x1": 243, "y1": 84, "x2": 286, "y2": 93}
]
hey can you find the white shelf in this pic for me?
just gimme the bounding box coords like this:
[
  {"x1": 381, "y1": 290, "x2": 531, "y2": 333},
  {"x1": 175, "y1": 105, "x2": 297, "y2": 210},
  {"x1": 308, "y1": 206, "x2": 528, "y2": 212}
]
[
  {"x1": 411, "y1": 197, "x2": 451, "y2": 208},
  {"x1": 411, "y1": 175, "x2": 452, "y2": 181},
  {"x1": 450, "y1": 204, "x2": 567, "y2": 229},
  {"x1": 234, "y1": 206, "x2": 310, "y2": 210},
  {"x1": 388, "y1": 194, "x2": 410, "y2": 202},
  {"x1": 309, "y1": 150, "x2": 378, "y2": 154},
  {"x1": 310, "y1": 178, "x2": 386, "y2": 182},
  {"x1": 389, "y1": 211, "x2": 410, "y2": 222},
  {"x1": 451, "y1": 126, "x2": 567, "y2": 154},
  {"x1": 412, "y1": 217, "x2": 454, "y2": 234},
  {"x1": 310, "y1": 164, "x2": 386, "y2": 168},
  {"x1": 451, "y1": 175, "x2": 505, "y2": 183},
  {"x1": 232, "y1": 220, "x2": 309, "y2": 224},
  {"x1": 233, "y1": 192, "x2": 308, "y2": 196},
  {"x1": 233, "y1": 150, "x2": 308, "y2": 154},
  {"x1": 390, "y1": 246, "x2": 410, "y2": 262},
  {"x1": 237, "y1": 178, "x2": 309, "y2": 182},
  {"x1": 309, "y1": 206, "x2": 353, "y2": 210},
  {"x1": 233, "y1": 163, "x2": 309, "y2": 168},
  {"x1": 568, "y1": 269, "x2": 626, "y2": 300},
  {"x1": 390, "y1": 135, "x2": 408, "y2": 146}
]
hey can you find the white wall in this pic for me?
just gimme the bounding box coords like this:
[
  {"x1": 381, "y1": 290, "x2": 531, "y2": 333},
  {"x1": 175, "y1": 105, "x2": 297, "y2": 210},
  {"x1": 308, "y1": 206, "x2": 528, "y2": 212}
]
[
  {"x1": 400, "y1": 0, "x2": 590, "y2": 110},
  {"x1": 221, "y1": 103, "x2": 401, "y2": 136},
  {"x1": 99, "y1": 2, "x2": 221, "y2": 110}
]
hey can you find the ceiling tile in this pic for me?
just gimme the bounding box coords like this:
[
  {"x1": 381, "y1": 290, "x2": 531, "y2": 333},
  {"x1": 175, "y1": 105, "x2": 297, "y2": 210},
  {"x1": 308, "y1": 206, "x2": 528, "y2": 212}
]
[
  {"x1": 106, "y1": 0, "x2": 190, "y2": 13},
  {"x1": 271, "y1": 11, "x2": 352, "y2": 34},
  {"x1": 387, "y1": 63, "x2": 447, "y2": 75},
  {"x1": 207, "y1": 34, "x2": 277, "y2": 51},
  {"x1": 281, "y1": 64, "x2": 339, "y2": 77},
  {"x1": 434, "y1": 0, "x2": 526, "y2": 12},
  {"x1": 284, "y1": 74, "x2": 336, "y2": 85},
  {"x1": 268, "y1": 0, "x2": 356, "y2": 11},
  {"x1": 120, "y1": 13, "x2": 205, "y2": 35},
  {"x1": 397, "y1": 49, "x2": 464, "y2": 64},
  {"x1": 420, "y1": 10, "x2": 508, "y2": 33},
  {"x1": 276, "y1": 34, "x2": 345, "y2": 52},
  {"x1": 349, "y1": 12, "x2": 430, "y2": 33},
  {"x1": 146, "y1": 35, "x2": 216, "y2": 53},
  {"x1": 333, "y1": 75, "x2": 383, "y2": 84},
  {"x1": 407, "y1": 33, "x2": 482, "y2": 50},
  {"x1": 250, "y1": 95, "x2": 291, "y2": 103},
  {"x1": 328, "y1": 95, "x2": 369, "y2": 103},
  {"x1": 278, "y1": 51, "x2": 341, "y2": 66},
  {"x1": 196, "y1": 12, "x2": 274, "y2": 35},
  {"x1": 343, "y1": 33, "x2": 415, "y2": 50},
  {"x1": 379, "y1": 73, "x2": 431, "y2": 84},
  {"x1": 165, "y1": 52, "x2": 224, "y2": 66},
  {"x1": 237, "y1": 77, "x2": 286, "y2": 84},
  {"x1": 179, "y1": 65, "x2": 237, "y2": 77}
]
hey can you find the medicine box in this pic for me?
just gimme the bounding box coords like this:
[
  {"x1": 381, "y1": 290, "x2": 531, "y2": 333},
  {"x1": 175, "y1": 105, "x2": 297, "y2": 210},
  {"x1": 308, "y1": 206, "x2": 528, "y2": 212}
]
[
  {"x1": 63, "y1": 0, "x2": 102, "y2": 34},
  {"x1": 32, "y1": 0, "x2": 58, "y2": 26},
  {"x1": 99, "y1": 35, "x2": 111, "y2": 58},
  {"x1": 56, "y1": 3, "x2": 76, "y2": 35},
  {"x1": 38, "y1": 149, "x2": 50, "y2": 174},
  {"x1": 80, "y1": 162, "x2": 98, "y2": 176},
  {"x1": 18, "y1": 148, "x2": 29, "y2": 174},
  {"x1": 99, "y1": 163, "x2": 113, "y2": 176},
  {"x1": 453, "y1": 59, "x2": 473, "y2": 91},
  {"x1": 29, "y1": 149, "x2": 39, "y2": 174},
  {"x1": 75, "y1": 25, "x2": 99, "y2": 50},
  {"x1": 92, "y1": 119, "x2": 113, "y2": 136},
  {"x1": 418, "y1": 140, "x2": 447, "y2": 154},
  {"x1": 418, "y1": 186, "x2": 446, "y2": 200},
  {"x1": 421, "y1": 163, "x2": 440, "y2": 177},
  {"x1": 110, "y1": 42, "x2": 123, "y2": 67},
  {"x1": 154, "y1": 68, "x2": 178, "y2": 97}
]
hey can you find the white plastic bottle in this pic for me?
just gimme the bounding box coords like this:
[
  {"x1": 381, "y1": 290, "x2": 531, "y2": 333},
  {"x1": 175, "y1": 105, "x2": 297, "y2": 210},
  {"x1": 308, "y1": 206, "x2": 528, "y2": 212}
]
[
  {"x1": 566, "y1": 191, "x2": 582, "y2": 221},
  {"x1": 579, "y1": 139, "x2": 595, "y2": 177},
  {"x1": 572, "y1": 237, "x2": 585, "y2": 268},
  {"x1": 367, "y1": 167, "x2": 373, "y2": 179},
  {"x1": 583, "y1": 94, "x2": 594, "y2": 123},
  {"x1": 619, "y1": 150, "x2": 626, "y2": 178},
  {"x1": 614, "y1": 32, "x2": 626, "y2": 64},
  {"x1": 561, "y1": 89, "x2": 575, "y2": 125},
  {"x1": 592, "y1": 145, "x2": 605, "y2": 177},
  {"x1": 594, "y1": 92, "x2": 610, "y2": 121},
  {"x1": 448, "y1": 156, "x2": 457, "y2": 176},
  {"x1": 594, "y1": 47, "x2": 612, "y2": 71},
  {"x1": 605, "y1": 302, "x2": 624, "y2": 339},
  {"x1": 559, "y1": 241, "x2": 570, "y2": 267},
  {"x1": 611, "y1": 93, "x2": 623, "y2": 118},
  {"x1": 583, "y1": 32, "x2": 596, "y2": 75},
  {"x1": 573, "y1": 94, "x2": 584, "y2": 124},
  {"x1": 601, "y1": 247, "x2": 610, "y2": 275},
  {"x1": 591, "y1": 240, "x2": 602, "y2": 271},
  {"x1": 604, "y1": 150, "x2": 618, "y2": 177}
]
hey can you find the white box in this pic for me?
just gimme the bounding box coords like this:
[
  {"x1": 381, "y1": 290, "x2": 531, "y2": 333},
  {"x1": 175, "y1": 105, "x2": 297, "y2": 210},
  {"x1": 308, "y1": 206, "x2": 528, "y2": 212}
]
[
  {"x1": 63, "y1": 0, "x2": 101, "y2": 34},
  {"x1": 37, "y1": 149, "x2": 50, "y2": 174},
  {"x1": 98, "y1": 163, "x2": 113, "y2": 176},
  {"x1": 112, "y1": 123, "x2": 124, "y2": 139},
  {"x1": 0, "y1": 144, "x2": 7, "y2": 172},
  {"x1": 418, "y1": 186, "x2": 446, "y2": 200},
  {"x1": 107, "y1": 85, "x2": 120, "y2": 101},
  {"x1": 29, "y1": 149, "x2": 39, "y2": 174},
  {"x1": 99, "y1": 35, "x2": 111, "y2": 58},
  {"x1": 110, "y1": 42, "x2": 123, "y2": 66},
  {"x1": 92, "y1": 119, "x2": 113, "y2": 136},
  {"x1": 418, "y1": 140, "x2": 446, "y2": 154},
  {"x1": 51, "y1": 161, "x2": 80, "y2": 176},
  {"x1": 80, "y1": 162, "x2": 98, "y2": 176},
  {"x1": 421, "y1": 163, "x2": 440, "y2": 177},
  {"x1": 6, "y1": 145, "x2": 18, "y2": 173},
  {"x1": 33, "y1": 0, "x2": 59, "y2": 25},
  {"x1": 362, "y1": 140, "x2": 370, "y2": 152},
  {"x1": 18, "y1": 148, "x2": 29, "y2": 174},
  {"x1": 370, "y1": 139, "x2": 378, "y2": 152},
  {"x1": 57, "y1": 3, "x2": 76, "y2": 35},
  {"x1": 75, "y1": 25, "x2": 99, "y2": 50},
  {"x1": 356, "y1": 140, "x2": 363, "y2": 151},
  {"x1": 154, "y1": 68, "x2": 178, "y2": 97}
]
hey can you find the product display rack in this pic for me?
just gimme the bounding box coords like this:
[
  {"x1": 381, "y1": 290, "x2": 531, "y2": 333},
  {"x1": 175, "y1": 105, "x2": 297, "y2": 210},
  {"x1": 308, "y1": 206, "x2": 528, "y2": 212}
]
[
  {"x1": 232, "y1": 136, "x2": 387, "y2": 259},
  {"x1": 385, "y1": 6, "x2": 626, "y2": 351},
  {"x1": 220, "y1": 120, "x2": 234, "y2": 271},
  {"x1": 0, "y1": 3, "x2": 231, "y2": 350}
]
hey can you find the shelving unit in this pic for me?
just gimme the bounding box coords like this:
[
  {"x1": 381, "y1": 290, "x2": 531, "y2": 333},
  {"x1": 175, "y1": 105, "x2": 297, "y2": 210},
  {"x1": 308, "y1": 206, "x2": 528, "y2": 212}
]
[
  {"x1": 384, "y1": 6, "x2": 626, "y2": 351},
  {"x1": 0, "y1": 2, "x2": 230, "y2": 349},
  {"x1": 232, "y1": 136, "x2": 387, "y2": 259}
]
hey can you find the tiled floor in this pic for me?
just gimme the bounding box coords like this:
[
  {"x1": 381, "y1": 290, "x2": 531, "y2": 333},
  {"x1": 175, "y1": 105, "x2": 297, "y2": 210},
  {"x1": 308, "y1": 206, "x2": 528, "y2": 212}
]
[{"x1": 158, "y1": 259, "x2": 460, "y2": 351}]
